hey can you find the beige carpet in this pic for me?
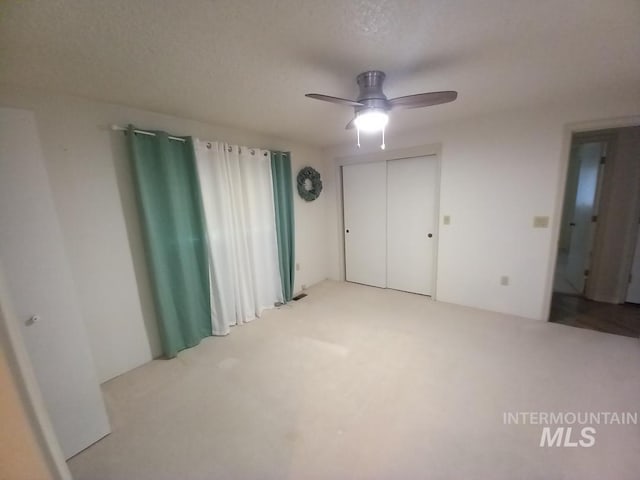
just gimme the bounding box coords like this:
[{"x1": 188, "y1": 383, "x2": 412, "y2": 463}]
[{"x1": 68, "y1": 281, "x2": 640, "y2": 480}]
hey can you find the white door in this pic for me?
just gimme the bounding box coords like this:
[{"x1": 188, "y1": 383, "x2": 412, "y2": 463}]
[
  {"x1": 0, "y1": 107, "x2": 110, "y2": 458},
  {"x1": 387, "y1": 156, "x2": 438, "y2": 295},
  {"x1": 343, "y1": 161, "x2": 387, "y2": 288},
  {"x1": 566, "y1": 143, "x2": 603, "y2": 293},
  {"x1": 626, "y1": 229, "x2": 640, "y2": 303}
]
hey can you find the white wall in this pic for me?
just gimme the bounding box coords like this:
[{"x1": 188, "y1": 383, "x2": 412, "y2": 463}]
[
  {"x1": 325, "y1": 99, "x2": 640, "y2": 321},
  {"x1": 0, "y1": 87, "x2": 329, "y2": 382}
]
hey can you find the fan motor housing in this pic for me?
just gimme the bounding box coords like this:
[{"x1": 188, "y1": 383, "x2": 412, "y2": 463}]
[{"x1": 356, "y1": 71, "x2": 390, "y2": 113}]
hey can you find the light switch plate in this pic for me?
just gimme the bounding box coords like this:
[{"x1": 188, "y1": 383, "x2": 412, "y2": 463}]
[
  {"x1": 443, "y1": 215, "x2": 451, "y2": 225},
  {"x1": 533, "y1": 216, "x2": 549, "y2": 228}
]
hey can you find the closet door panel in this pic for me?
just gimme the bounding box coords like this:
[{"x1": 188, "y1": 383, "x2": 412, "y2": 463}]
[
  {"x1": 387, "y1": 156, "x2": 438, "y2": 295},
  {"x1": 342, "y1": 161, "x2": 387, "y2": 288}
]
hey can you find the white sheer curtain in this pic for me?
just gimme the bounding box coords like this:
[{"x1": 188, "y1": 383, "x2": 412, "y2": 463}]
[{"x1": 194, "y1": 140, "x2": 284, "y2": 335}]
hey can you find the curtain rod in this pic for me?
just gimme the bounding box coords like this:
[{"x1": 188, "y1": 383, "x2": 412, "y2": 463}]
[
  {"x1": 111, "y1": 124, "x2": 186, "y2": 142},
  {"x1": 111, "y1": 125, "x2": 286, "y2": 157}
]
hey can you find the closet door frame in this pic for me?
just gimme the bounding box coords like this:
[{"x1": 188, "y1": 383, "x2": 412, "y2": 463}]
[{"x1": 336, "y1": 144, "x2": 442, "y2": 299}]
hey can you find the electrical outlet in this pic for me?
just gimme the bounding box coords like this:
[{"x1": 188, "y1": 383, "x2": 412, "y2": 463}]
[
  {"x1": 301, "y1": 284, "x2": 307, "y2": 290},
  {"x1": 500, "y1": 276, "x2": 509, "y2": 286},
  {"x1": 443, "y1": 215, "x2": 451, "y2": 225},
  {"x1": 296, "y1": 263, "x2": 300, "y2": 271},
  {"x1": 533, "y1": 216, "x2": 549, "y2": 228}
]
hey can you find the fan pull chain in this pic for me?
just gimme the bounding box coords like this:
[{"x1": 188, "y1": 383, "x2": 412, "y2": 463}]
[
  {"x1": 356, "y1": 126, "x2": 361, "y2": 148},
  {"x1": 381, "y1": 126, "x2": 386, "y2": 150}
]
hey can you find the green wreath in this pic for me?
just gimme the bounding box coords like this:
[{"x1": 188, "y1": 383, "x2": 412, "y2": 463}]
[{"x1": 297, "y1": 166, "x2": 323, "y2": 201}]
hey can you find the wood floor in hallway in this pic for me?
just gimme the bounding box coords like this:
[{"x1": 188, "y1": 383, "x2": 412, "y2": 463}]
[{"x1": 550, "y1": 292, "x2": 640, "y2": 338}]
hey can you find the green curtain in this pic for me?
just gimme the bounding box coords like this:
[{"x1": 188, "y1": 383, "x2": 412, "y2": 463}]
[
  {"x1": 127, "y1": 126, "x2": 211, "y2": 358},
  {"x1": 271, "y1": 151, "x2": 295, "y2": 302}
]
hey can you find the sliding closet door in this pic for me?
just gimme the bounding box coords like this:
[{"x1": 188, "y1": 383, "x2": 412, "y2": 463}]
[
  {"x1": 343, "y1": 161, "x2": 387, "y2": 288},
  {"x1": 387, "y1": 156, "x2": 438, "y2": 295}
]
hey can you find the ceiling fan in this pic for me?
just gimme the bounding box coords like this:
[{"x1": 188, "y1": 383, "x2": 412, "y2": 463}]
[{"x1": 305, "y1": 71, "x2": 457, "y2": 149}]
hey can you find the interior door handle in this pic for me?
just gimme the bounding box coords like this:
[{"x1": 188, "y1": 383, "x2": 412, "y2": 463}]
[
  {"x1": 569, "y1": 222, "x2": 576, "y2": 227},
  {"x1": 427, "y1": 233, "x2": 433, "y2": 238}
]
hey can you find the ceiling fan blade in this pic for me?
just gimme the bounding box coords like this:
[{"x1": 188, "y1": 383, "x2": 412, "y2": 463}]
[
  {"x1": 305, "y1": 93, "x2": 364, "y2": 107},
  {"x1": 345, "y1": 118, "x2": 355, "y2": 130},
  {"x1": 389, "y1": 91, "x2": 458, "y2": 109}
]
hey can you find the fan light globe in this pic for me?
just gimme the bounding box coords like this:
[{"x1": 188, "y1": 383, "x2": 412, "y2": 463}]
[{"x1": 354, "y1": 110, "x2": 389, "y2": 133}]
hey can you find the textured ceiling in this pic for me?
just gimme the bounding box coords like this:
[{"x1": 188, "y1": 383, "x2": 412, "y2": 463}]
[{"x1": 1, "y1": 0, "x2": 639, "y2": 147}]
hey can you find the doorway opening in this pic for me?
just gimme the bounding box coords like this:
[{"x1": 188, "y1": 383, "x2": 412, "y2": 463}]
[
  {"x1": 554, "y1": 138, "x2": 606, "y2": 296},
  {"x1": 550, "y1": 126, "x2": 640, "y2": 337}
]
